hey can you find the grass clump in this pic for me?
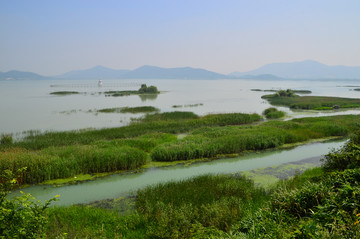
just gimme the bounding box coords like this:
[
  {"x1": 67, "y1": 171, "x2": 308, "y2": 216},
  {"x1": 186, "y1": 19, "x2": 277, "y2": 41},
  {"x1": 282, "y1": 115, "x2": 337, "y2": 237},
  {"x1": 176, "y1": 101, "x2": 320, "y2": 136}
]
[
  {"x1": 263, "y1": 107, "x2": 286, "y2": 119},
  {"x1": 50, "y1": 91, "x2": 79, "y2": 95},
  {"x1": 120, "y1": 106, "x2": 159, "y2": 114},
  {"x1": 96, "y1": 106, "x2": 159, "y2": 114}
]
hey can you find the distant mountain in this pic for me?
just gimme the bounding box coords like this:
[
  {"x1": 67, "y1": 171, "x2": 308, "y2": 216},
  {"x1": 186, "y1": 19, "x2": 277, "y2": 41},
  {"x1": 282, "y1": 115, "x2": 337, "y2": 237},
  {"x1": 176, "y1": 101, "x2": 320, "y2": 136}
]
[
  {"x1": 122, "y1": 65, "x2": 227, "y2": 79},
  {"x1": 231, "y1": 60, "x2": 360, "y2": 79},
  {"x1": 0, "y1": 70, "x2": 46, "y2": 80},
  {"x1": 56, "y1": 65, "x2": 130, "y2": 79}
]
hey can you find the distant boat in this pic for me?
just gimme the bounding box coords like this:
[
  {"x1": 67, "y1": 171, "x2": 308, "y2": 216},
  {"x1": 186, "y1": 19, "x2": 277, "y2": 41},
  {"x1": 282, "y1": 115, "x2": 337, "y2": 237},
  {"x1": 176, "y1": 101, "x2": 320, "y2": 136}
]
[{"x1": 98, "y1": 79, "x2": 103, "y2": 86}]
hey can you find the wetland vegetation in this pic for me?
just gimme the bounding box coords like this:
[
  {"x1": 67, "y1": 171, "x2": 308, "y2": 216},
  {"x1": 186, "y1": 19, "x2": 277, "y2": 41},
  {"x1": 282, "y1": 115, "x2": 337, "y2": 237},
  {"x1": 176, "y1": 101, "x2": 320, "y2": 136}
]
[
  {"x1": 263, "y1": 107, "x2": 286, "y2": 119},
  {"x1": 2, "y1": 107, "x2": 360, "y2": 238},
  {"x1": 50, "y1": 91, "x2": 80, "y2": 95},
  {"x1": 97, "y1": 106, "x2": 159, "y2": 114},
  {"x1": 262, "y1": 89, "x2": 360, "y2": 110}
]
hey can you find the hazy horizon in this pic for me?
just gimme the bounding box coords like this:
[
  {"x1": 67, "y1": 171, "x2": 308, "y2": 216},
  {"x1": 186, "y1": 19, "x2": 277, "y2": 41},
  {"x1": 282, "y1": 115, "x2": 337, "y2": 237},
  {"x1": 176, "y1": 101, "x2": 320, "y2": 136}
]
[{"x1": 1, "y1": 0, "x2": 360, "y2": 75}]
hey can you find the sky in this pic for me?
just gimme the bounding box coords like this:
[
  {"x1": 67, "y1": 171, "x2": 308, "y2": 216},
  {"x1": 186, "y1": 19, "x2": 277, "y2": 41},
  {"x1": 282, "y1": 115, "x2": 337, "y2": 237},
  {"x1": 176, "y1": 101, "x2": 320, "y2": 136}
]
[{"x1": 1, "y1": 0, "x2": 360, "y2": 76}]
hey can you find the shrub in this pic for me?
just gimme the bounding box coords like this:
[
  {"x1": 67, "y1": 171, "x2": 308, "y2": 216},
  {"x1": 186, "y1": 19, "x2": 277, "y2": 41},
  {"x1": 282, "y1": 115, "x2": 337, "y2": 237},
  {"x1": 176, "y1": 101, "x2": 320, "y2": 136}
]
[
  {"x1": 0, "y1": 168, "x2": 58, "y2": 238},
  {"x1": 0, "y1": 134, "x2": 13, "y2": 145}
]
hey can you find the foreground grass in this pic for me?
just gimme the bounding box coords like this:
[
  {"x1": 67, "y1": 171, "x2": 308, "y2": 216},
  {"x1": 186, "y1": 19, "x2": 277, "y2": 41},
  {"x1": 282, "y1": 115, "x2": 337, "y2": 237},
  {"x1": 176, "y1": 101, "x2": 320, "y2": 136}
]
[
  {"x1": 42, "y1": 132, "x2": 360, "y2": 238},
  {"x1": 262, "y1": 93, "x2": 360, "y2": 110}
]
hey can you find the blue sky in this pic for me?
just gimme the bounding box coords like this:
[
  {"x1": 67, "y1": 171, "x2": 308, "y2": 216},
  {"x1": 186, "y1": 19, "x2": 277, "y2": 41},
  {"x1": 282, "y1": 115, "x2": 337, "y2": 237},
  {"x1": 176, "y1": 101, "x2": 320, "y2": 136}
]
[{"x1": 1, "y1": 0, "x2": 360, "y2": 75}]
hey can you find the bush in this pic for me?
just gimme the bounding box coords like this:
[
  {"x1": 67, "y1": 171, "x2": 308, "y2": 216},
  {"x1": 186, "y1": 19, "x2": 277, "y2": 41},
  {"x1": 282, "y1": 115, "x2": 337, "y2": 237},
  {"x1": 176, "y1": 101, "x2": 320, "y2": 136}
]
[
  {"x1": 263, "y1": 107, "x2": 285, "y2": 119},
  {"x1": 0, "y1": 134, "x2": 13, "y2": 145},
  {"x1": 0, "y1": 168, "x2": 58, "y2": 238}
]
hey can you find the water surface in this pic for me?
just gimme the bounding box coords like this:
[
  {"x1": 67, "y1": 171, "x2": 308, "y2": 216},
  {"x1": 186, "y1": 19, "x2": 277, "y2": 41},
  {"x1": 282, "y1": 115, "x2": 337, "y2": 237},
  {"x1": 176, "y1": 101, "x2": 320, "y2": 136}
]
[{"x1": 1, "y1": 79, "x2": 360, "y2": 136}]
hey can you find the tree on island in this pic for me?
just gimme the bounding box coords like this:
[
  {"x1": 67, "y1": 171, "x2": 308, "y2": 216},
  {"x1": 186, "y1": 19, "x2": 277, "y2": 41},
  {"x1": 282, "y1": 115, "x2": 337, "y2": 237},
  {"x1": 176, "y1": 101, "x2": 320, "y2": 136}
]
[
  {"x1": 139, "y1": 84, "x2": 159, "y2": 94},
  {"x1": 275, "y1": 89, "x2": 295, "y2": 97}
]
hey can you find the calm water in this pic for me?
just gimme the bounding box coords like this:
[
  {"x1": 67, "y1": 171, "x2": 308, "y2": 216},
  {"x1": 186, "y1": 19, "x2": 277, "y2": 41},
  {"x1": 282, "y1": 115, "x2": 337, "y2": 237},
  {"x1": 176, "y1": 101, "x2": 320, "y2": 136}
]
[
  {"x1": 1, "y1": 78, "x2": 360, "y2": 136},
  {"x1": 10, "y1": 140, "x2": 345, "y2": 206}
]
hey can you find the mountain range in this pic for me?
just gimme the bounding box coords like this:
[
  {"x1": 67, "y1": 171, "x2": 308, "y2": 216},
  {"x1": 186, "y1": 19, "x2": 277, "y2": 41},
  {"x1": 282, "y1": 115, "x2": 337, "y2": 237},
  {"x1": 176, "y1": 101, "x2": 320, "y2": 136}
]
[
  {"x1": 2, "y1": 60, "x2": 360, "y2": 80},
  {"x1": 231, "y1": 60, "x2": 360, "y2": 79}
]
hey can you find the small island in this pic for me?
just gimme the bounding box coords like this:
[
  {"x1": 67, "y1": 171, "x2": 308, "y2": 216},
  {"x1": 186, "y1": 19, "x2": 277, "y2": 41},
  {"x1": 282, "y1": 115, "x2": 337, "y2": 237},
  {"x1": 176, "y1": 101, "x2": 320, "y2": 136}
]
[
  {"x1": 105, "y1": 84, "x2": 159, "y2": 97},
  {"x1": 262, "y1": 89, "x2": 360, "y2": 110},
  {"x1": 50, "y1": 91, "x2": 80, "y2": 95}
]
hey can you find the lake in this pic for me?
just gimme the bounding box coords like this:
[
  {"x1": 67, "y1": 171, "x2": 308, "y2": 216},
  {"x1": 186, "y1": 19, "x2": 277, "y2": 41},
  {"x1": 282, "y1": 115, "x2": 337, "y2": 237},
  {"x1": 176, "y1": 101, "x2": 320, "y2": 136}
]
[{"x1": 1, "y1": 78, "x2": 360, "y2": 137}]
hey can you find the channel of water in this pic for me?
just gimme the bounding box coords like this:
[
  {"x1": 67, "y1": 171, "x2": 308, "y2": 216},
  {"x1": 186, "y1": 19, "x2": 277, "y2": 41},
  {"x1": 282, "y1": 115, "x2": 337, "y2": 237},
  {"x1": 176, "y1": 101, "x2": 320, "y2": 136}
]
[{"x1": 10, "y1": 139, "x2": 345, "y2": 206}]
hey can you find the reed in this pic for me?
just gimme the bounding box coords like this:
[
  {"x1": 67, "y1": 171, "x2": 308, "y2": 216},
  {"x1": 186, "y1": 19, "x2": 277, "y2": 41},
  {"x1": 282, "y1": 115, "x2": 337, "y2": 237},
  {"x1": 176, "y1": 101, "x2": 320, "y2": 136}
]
[
  {"x1": 0, "y1": 146, "x2": 147, "y2": 184},
  {"x1": 151, "y1": 115, "x2": 357, "y2": 162},
  {"x1": 136, "y1": 174, "x2": 268, "y2": 237},
  {"x1": 262, "y1": 93, "x2": 360, "y2": 110},
  {"x1": 11, "y1": 112, "x2": 261, "y2": 150}
]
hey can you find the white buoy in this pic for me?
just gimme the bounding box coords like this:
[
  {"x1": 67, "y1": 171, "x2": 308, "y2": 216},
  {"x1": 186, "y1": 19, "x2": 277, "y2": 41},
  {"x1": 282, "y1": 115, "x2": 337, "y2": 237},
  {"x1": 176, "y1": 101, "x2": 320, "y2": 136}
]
[{"x1": 98, "y1": 79, "x2": 103, "y2": 87}]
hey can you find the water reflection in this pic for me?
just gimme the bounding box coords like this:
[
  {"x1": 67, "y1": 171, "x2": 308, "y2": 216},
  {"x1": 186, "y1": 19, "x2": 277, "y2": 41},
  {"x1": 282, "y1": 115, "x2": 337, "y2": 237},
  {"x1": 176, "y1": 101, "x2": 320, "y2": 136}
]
[{"x1": 138, "y1": 93, "x2": 158, "y2": 101}]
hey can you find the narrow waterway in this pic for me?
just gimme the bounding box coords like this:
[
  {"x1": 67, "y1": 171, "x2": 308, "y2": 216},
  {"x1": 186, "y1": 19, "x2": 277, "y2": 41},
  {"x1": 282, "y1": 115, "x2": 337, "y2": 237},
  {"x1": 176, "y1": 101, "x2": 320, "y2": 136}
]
[{"x1": 11, "y1": 140, "x2": 345, "y2": 206}]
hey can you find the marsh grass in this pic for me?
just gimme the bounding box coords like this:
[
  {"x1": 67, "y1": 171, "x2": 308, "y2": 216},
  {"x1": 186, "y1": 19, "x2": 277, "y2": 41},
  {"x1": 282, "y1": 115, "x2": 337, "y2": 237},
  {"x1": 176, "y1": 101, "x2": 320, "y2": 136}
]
[
  {"x1": 263, "y1": 107, "x2": 285, "y2": 119},
  {"x1": 120, "y1": 106, "x2": 159, "y2": 114},
  {"x1": 136, "y1": 174, "x2": 268, "y2": 237},
  {"x1": 151, "y1": 115, "x2": 356, "y2": 162},
  {"x1": 10, "y1": 112, "x2": 261, "y2": 150},
  {"x1": 262, "y1": 94, "x2": 360, "y2": 110},
  {"x1": 0, "y1": 146, "x2": 147, "y2": 184},
  {"x1": 50, "y1": 91, "x2": 80, "y2": 95},
  {"x1": 96, "y1": 106, "x2": 159, "y2": 114}
]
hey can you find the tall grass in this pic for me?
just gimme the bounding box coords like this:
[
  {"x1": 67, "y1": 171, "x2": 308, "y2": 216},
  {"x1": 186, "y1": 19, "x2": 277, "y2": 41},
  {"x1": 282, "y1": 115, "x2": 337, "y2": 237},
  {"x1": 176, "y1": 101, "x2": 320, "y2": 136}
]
[
  {"x1": 10, "y1": 112, "x2": 261, "y2": 150},
  {"x1": 136, "y1": 174, "x2": 268, "y2": 238},
  {"x1": 151, "y1": 115, "x2": 356, "y2": 162},
  {"x1": 0, "y1": 146, "x2": 147, "y2": 184},
  {"x1": 262, "y1": 93, "x2": 360, "y2": 110}
]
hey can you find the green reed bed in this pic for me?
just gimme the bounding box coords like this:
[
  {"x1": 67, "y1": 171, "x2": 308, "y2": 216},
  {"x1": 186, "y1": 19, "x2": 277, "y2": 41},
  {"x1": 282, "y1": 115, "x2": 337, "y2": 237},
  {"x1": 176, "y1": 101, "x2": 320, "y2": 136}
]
[
  {"x1": 96, "y1": 106, "x2": 159, "y2": 114},
  {"x1": 45, "y1": 206, "x2": 147, "y2": 239},
  {"x1": 92, "y1": 133, "x2": 177, "y2": 153},
  {"x1": 262, "y1": 93, "x2": 360, "y2": 110},
  {"x1": 10, "y1": 112, "x2": 261, "y2": 150},
  {"x1": 0, "y1": 145, "x2": 147, "y2": 184},
  {"x1": 151, "y1": 115, "x2": 358, "y2": 162},
  {"x1": 120, "y1": 106, "x2": 159, "y2": 114},
  {"x1": 135, "y1": 174, "x2": 268, "y2": 238},
  {"x1": 50, "y1": 91, "x2": 80, "y2": 95}
]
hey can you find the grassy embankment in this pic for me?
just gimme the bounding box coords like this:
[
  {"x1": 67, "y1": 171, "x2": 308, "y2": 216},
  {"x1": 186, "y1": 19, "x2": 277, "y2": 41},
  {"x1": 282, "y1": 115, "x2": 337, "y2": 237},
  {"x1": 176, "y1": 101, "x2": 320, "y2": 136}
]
[
  {"x1": 44, "y1": 131, "x2": 360, "y2": 238},
  {"x1": 262, "y1": 89, "x2": 360, "y2": 110}
]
